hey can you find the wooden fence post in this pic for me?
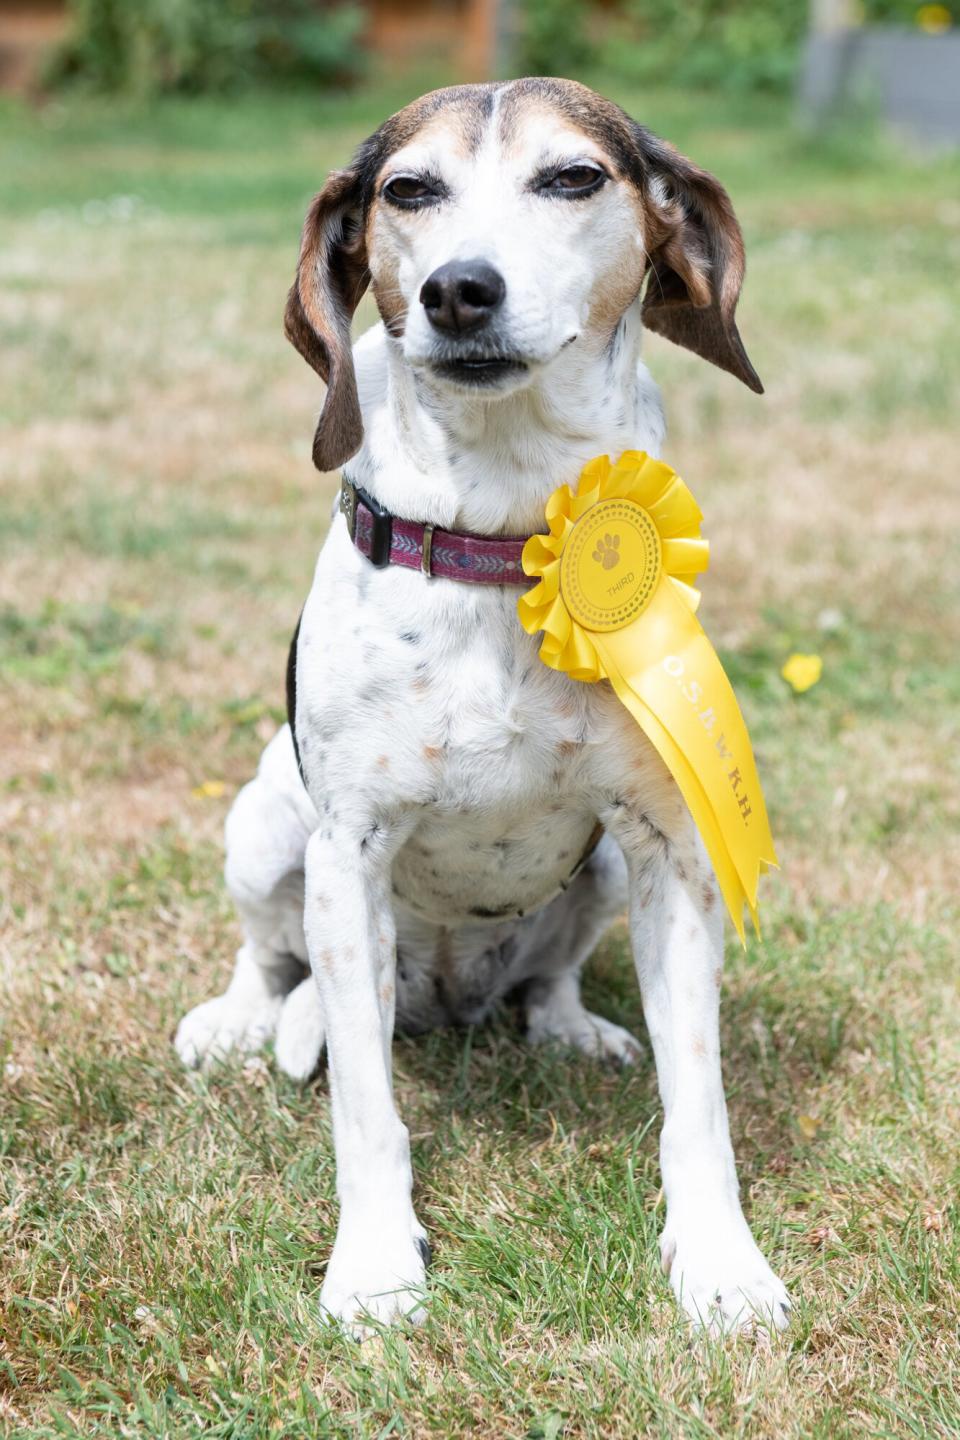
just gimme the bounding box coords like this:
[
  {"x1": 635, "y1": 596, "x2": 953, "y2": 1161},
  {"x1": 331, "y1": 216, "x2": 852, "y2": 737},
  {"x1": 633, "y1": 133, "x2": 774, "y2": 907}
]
[{"x1": 464, "y1": 0, "x2": 515, "y2": 79}]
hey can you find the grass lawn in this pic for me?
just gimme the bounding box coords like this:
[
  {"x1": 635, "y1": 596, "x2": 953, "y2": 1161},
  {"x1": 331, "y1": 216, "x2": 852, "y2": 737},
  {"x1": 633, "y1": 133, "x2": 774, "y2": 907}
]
[{"x1": 1, "y1": 75, "x2": 959, "y2": 1438}]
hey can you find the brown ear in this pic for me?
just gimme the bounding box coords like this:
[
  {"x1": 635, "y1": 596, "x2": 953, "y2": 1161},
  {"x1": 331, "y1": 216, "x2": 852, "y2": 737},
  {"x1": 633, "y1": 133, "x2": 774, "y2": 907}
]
[
  {"x1": 284, "y1": 168, "x2": 370, "y2": 473},
  {"x1": 635, "y1": 128, "x2": 762, "y2": 394}
]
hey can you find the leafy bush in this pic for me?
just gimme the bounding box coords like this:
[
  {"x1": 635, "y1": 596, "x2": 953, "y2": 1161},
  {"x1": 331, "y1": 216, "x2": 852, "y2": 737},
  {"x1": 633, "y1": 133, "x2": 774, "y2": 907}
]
[
  {"x1": 518, "y1": 0, "x2": 597, "y2": 76},
  {"x1": 520, "y1": 0, "x2": 958, "y2": 94},
  {"x1": 51, "y1": 0, "x2": 366, "y2": 95},
  {"x1": 864, "y1": 0, "x2": 956, "y2": 20},
  {"x1": 601, "y1": 0, "x2": 807, "y2": 94}
]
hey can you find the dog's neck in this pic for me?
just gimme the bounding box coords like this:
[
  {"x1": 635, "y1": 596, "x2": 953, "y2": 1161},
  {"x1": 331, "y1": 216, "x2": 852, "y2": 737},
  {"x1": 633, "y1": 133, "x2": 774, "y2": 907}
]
[{"x1": 346, "y1": 303, "x2": 666, "y2": 537}]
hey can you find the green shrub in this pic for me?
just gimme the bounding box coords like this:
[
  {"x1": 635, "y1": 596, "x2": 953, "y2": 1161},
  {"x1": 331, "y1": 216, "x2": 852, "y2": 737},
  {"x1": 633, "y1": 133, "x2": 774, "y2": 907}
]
[
  {"x1": 50, "y1": 0, "x2": 366, "y2": 95},
  {"x1": 516, "y1": 0, "x2": 804, "y2": 93},
  {"x1": 601, "y1": 0, "x2": 806, "y2": 94},
  {"x1": 864, "y1": 0, "x2": 956, "y2": 20},
  {"x1": 518, "y1": 0, "x2": 596, "y2": 76},
  {"x1": 522, "y1": 0, "x2": 959, "y2": 96}
]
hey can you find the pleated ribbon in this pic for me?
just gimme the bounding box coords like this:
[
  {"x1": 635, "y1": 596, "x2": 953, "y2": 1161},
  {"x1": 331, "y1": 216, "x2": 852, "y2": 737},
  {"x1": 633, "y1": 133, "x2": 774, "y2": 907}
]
[{"x1": 517, "y1": 450, "x2": 776, "y2": 940}]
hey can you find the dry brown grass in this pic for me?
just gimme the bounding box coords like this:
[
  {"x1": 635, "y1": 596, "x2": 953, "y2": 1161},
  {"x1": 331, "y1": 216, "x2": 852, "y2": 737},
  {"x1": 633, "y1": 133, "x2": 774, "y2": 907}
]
[{"x1": 1, "y1": 85, "x2": 958, "y2": 1438}]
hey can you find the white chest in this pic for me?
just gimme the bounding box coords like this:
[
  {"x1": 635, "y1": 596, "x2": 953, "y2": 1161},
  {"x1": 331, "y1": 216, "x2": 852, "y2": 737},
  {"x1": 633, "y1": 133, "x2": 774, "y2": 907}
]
[{"x1": 297, "y1": 530, "x2": 618, "y2": 922}]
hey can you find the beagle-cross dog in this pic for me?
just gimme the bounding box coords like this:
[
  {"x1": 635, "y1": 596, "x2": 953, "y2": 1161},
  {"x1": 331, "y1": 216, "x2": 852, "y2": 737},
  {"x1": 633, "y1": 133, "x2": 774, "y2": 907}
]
[{"x1": 175, "y1": 78, "x2": 791, "y2": 1336}]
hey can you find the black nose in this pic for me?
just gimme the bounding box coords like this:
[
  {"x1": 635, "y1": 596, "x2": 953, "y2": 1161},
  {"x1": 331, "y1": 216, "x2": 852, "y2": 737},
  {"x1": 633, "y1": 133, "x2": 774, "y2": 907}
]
[{"x1": 420, "y1": 260, "x2": 505, "y2": 335}]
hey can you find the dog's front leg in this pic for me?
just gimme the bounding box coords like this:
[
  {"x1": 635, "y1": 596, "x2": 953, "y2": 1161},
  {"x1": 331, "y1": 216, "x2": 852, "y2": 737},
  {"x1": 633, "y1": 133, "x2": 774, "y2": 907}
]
[
  {"x1": 304, "y1": 827, "x2": 428, "y2": 1334},
  {"x1": 612, "y1": 806, "x2": 791, "y2": 1335}
]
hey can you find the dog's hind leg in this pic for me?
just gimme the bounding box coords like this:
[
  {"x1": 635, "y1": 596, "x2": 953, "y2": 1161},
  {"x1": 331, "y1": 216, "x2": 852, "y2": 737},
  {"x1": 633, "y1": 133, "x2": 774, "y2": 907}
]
[
  {"x1": 175, "y1": 726, "x2": 316, "y2": 1069},
  {"x1": 523, "y1": 834, "x2": 643, "y2": 1065},
  {"x1": 273, "y1": 973, "x2": 326, "y2": 1081}
]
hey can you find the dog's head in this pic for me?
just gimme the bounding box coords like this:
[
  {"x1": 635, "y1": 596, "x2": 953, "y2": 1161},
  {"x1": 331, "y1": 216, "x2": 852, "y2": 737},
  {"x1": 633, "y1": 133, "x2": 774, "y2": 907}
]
[{"x1": 286, "y1": 78, "x2": 762, "y2": 472}]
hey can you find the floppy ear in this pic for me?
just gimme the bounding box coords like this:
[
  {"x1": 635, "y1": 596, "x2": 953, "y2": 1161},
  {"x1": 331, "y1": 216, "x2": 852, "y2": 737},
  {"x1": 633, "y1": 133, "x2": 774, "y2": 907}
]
[
  {"x1": 635, "y1": 127, "x2": 762, "y2": 394},
  {"x1": 284, "y1": 168, "x2": 371, "y2": 473}
]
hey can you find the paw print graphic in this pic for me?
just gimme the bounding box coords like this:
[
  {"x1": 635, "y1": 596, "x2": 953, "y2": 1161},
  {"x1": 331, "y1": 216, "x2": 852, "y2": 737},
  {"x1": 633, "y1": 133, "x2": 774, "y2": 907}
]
[{"x1": 592, "y1": 533, "x2": 621, "y2": 571}]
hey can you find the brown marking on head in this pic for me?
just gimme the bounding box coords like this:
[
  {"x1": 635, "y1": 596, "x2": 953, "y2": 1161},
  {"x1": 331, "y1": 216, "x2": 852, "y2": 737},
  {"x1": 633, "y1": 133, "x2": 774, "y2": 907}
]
[
  {"x1": 423, "y1": 744, "x2": 443, "y2": 762},
  {"x1": 498, "y1": 77, "x2": 761, "y2": 386},
  {"x1": 702, "y1": 881, "x2": 716, "y2": 911},
  {"x1": 587, "y1": 241, "x2": 648, "y2": 340},
  {"x1": 367, "y1": 92, "x2": 498, "y2": 337},
  {"x1": 496, "y1": 80, "x2": 648, "y2": 341},
  {"x1": 378, "y1": 83, "x2": 499, "y2": 169},
  {"x1": 286, "y1": 85, "x2": 500, "y2": 471}
]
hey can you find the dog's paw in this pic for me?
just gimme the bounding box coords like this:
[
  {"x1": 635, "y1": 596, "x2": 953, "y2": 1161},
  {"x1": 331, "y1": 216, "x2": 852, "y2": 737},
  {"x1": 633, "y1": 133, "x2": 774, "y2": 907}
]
[
  {"x1": 275, "y1": 976, "x2": 326, "y2": 1081},
  {"x1": 320, "y1": 1221, "x2": 430, "y2": 1338},
  {"x1": 174, "y1": 991, "x2": 283, "y2": 1069},
  {"x1": 661, "y1": 1215, "x2": 791, "y2": 1336},
  {"x1": 528, "y1": 1007, "x2": 643, "y2": 1066}
]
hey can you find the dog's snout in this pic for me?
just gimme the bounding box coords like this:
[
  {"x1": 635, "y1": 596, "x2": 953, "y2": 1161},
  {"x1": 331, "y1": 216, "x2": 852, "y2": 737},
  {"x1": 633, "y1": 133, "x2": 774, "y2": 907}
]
[{"x1": 420, "y1": 260, "x2": 505, "y2": 336}]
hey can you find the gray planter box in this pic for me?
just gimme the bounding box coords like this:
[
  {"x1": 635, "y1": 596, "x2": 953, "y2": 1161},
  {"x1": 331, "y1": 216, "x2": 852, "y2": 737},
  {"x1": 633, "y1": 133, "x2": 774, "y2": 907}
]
[{"x1": 799, "y1": 28, "x2": 960, "y2": 144}]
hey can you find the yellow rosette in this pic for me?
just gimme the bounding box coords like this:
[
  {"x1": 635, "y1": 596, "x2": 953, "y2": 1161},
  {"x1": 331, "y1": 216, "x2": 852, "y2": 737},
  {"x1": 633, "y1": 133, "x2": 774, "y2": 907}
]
[{"x1": 518, "y1": 450, "x2": 776, "y2": 941}]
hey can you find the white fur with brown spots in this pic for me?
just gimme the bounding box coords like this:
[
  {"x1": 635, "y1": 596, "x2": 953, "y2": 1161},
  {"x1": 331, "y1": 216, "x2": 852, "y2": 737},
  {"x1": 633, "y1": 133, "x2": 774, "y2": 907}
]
[{"x1": 175, "y1": 79, "x2": 790, "y2": 1338}]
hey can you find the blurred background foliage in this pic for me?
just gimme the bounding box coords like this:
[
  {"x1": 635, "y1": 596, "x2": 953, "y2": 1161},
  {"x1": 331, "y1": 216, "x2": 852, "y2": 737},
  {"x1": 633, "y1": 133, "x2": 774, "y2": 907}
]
[
  {"x1": 43, "y1": 0, "x2": 958, "y2": 98},
  {"x1": 522, "y1": 0, "x2": 806, "y2": 92},
  {"x1": 48, "y1": 0, "x2": 367, "y2": 94}
]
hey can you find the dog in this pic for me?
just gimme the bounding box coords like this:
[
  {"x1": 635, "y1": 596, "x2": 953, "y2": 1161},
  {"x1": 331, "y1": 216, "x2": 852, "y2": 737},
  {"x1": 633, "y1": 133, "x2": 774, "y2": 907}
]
[{"x1": 175, "y1": 78, "x2": 791, "y2": 1337}]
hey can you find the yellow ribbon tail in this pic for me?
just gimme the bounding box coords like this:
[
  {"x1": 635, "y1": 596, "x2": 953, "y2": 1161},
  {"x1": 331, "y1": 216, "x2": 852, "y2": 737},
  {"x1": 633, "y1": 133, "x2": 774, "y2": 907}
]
[
  {"x1": 601, "y1": 683, "x2": 754, "y2": 942},
  {"x1": 593, "y1": 582, "x2": 777, "y2": 942}
]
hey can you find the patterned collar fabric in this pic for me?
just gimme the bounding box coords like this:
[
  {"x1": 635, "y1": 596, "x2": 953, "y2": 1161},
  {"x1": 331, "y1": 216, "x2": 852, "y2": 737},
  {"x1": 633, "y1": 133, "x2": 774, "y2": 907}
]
[{"x1": 347, "y1": 481, "x2": 534, "y2": 587}]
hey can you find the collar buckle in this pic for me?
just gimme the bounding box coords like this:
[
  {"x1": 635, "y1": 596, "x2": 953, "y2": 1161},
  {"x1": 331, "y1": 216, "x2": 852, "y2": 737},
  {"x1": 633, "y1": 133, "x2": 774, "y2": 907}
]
[
  {"x1": 339, "y1": 477, "x2": 358, "y2": 540},
  {"x1": 341, "y1": 477, "x2": 393, "y2": 568}
]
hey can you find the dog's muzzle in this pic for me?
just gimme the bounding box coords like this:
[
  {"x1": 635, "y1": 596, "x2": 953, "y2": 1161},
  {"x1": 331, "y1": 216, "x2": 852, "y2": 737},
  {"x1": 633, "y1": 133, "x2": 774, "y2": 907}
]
[
  {"x1": 418, "y1": 260, "x2": 529, "y2": 385},
  {"x1": 420, "y1": 260, "x2": 505, "y2": 336}
]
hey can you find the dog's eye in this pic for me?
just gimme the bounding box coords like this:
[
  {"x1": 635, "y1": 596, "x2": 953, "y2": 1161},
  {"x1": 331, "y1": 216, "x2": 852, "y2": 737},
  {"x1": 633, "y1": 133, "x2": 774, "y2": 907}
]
[
  {"x1": 541, "y1": 164, "x2": 607, "y2": 198},
  {"x1": 383, "y1": 175, "x2": 441, "y2": 209}
]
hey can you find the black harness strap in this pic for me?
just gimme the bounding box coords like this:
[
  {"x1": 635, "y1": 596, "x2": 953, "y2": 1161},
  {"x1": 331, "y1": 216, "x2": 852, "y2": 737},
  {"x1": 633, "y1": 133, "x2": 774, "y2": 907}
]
[{"x1": 286, "y1": 613, "x2": 306, "y2": 786}]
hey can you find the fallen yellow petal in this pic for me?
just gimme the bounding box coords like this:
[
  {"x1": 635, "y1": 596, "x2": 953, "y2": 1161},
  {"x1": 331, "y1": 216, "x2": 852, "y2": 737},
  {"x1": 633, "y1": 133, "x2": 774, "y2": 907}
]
[
  {"x1": 782, "y1": 652, "x2": 823, "y2": 693},
  {"x1": 191, "y1": 779, "x2": 226, "y2": 799},
  {"x1": 797, "y1": 1113, "x2": 822, "y2": 1140}
]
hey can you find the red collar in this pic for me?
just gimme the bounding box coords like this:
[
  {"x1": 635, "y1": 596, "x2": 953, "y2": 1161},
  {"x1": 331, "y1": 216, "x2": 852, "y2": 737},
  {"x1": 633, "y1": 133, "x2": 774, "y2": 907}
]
[{"x1": 340, "y1": 477, "x2": 533, "y2": 587}]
